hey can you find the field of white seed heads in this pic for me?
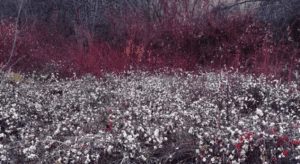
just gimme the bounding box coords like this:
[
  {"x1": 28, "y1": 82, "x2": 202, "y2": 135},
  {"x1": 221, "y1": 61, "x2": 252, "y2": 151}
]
[{"x1": 0, "y1": 70, "x2": 300, "y2": 163}]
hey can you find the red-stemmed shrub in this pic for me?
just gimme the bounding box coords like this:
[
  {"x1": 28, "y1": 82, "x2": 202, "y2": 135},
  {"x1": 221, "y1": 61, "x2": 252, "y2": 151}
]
[{"x1": 0, "y1": 1, "x2": 299, "y2": 79}]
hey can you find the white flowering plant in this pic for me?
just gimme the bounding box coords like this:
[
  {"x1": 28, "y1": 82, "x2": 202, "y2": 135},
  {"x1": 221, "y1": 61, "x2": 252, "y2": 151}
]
[{"x1": 0, "y1": 69, "x2": 299, "y2": 163}]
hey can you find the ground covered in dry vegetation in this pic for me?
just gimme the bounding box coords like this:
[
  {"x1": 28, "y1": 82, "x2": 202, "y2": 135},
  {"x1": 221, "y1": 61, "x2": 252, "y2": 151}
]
[{"x1": 1, "y1": 70, "x2": 300, "y2": 163}]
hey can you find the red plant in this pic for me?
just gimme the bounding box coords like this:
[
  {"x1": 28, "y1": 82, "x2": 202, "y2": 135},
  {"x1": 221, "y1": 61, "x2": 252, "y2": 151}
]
[
  {"x1": 282, "y1": 149, "x2": 289, "y2": 157},
  {"x1": 277, "y1": 135, "x2": 289, "y2": 147},
  {"x1": 0, "y1": 1, "x2": 299, "y2": 78},
  {"x1": 290, "y1": 139, "x2": 300, "y2": 146},
  {"x1": 235, "y1": 132, "x2": 255, "y2": 153}
]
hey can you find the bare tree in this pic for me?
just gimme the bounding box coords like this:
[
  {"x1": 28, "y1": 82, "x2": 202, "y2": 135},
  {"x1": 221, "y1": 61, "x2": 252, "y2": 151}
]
[{"x1": 1, "y1": 0, "x2": 24, "y2": 71}]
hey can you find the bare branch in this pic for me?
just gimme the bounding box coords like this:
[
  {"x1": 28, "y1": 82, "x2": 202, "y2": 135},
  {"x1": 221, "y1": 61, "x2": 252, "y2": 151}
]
[
  {"x1": 219, "y1": 0, "x2": 264, "y2": 10},
  {"x1": 2, "y1": 0, "x2": 24, "y2": 71}
]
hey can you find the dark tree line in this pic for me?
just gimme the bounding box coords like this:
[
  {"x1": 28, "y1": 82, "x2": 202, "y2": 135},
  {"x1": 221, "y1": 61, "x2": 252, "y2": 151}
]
[{"x1": 0, "y1": 0, "x2": 299, "y2": 43}]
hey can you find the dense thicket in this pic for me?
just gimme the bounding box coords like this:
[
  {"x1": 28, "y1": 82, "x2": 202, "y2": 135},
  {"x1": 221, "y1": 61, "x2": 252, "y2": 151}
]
[{"x1": 0, "y1": 0, "x2": 299, "y2": 78}]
